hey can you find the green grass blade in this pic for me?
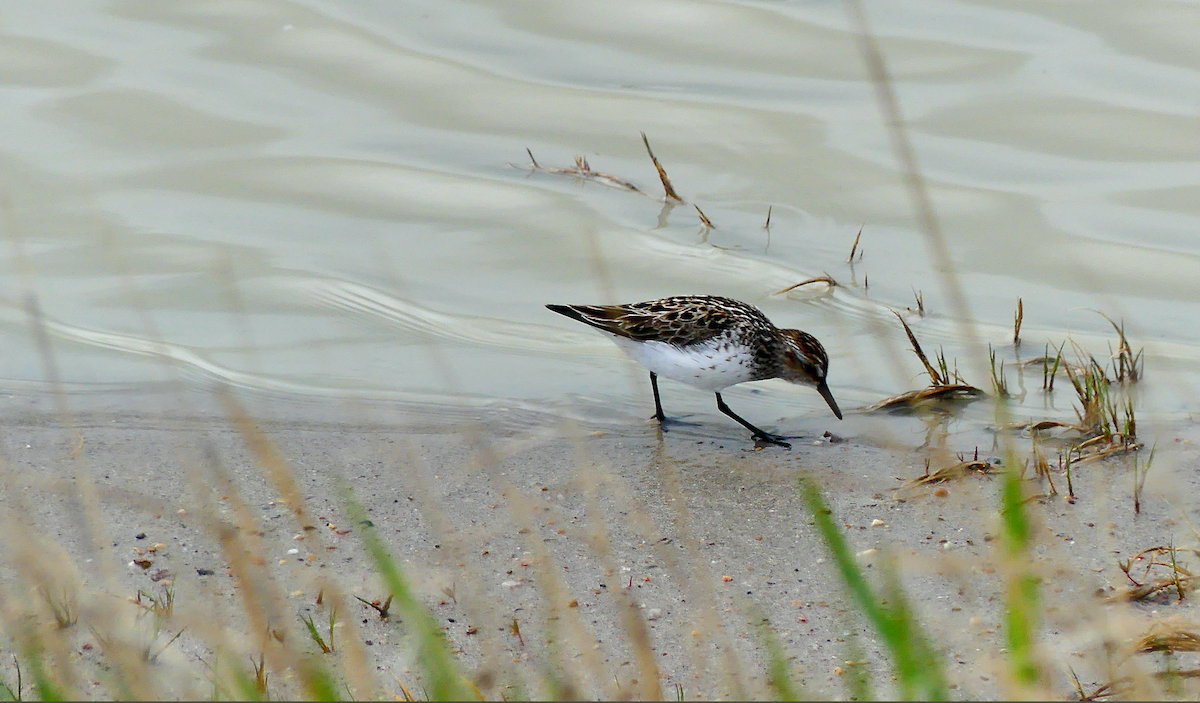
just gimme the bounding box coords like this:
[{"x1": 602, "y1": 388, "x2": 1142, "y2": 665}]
[
  {"x1": 843, "y1": 633, "x2": 874, "y2": 702},
  {"x1": 226, "y1": 663, "x2": 270, "y2": 702},
  {"x1": 750, "y1": 608, "x2": 805, "y2": 701},
  {"x1": 15, "y1": 636, "x2": 64, "y2": 702},
  {"x1": 1000, "y1": 460, "x2": 1043, "y2": 687},
  {"x1": 301, "y1": 613, "x2": 329, "y2": 654},
  {"x1": 340, "y1": 482, "x2": 474, "y2": 701},
  {"x1": 800, "y1": 478, "x2": 948, "y2": 700},
  {"x1": 298, "y1": 656, "x2": 342, "y2": 702}
]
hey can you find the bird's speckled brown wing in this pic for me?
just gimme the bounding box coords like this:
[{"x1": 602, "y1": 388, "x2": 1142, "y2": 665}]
[{"x1": 546, "y1": 296, "x2": 774, "y2": 347}]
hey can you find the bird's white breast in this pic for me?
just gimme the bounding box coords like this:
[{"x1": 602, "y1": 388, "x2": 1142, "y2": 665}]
[{"x1": 611, "y1": 334, "x2": 757, "y2": 391}]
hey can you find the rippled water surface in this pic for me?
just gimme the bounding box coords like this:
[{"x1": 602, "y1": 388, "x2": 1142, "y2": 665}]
[{"x1": 4, "y1": 0, "x2": 1200, "y2": 438}]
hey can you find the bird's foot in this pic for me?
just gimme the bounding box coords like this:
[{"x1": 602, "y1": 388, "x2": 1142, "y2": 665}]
[
  {"x1": 652, "y1": 414, "x2": 701, "y2": 431},
  {"x1": 753, "y1": 432, "x2": 792, "y2": 449}
]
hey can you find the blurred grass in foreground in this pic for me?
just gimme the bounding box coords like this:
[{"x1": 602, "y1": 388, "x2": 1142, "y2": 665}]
[{"x1": 800, "y1": 478, "x2": 948, "y2": 700}]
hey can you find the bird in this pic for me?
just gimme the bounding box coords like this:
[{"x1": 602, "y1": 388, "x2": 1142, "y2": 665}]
[{"x1": 546, "y1": 295, "x2": 841, "y2": 447}]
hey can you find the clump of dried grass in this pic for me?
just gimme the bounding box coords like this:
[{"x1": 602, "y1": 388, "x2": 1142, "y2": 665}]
[
  {"x1": 868, "y1": 311, "x2": 984, "y2": 413},
  {"x1": 1113, "y1": 546, "x2": 1200, "y2": 603},
  {"x1": 869, "y1": 384, "x2": 985, "y2": 413},
  {"x1": 1136, "y1": 621, "x2": 1200, "y2": 653},
  {"x1": 1071, "y1": 620, "x2": 1200, "y2": 700},
  {"x1": 1059, "y1": 332, "x2": 1143, "y2": 465},
  {"x1": 901, "y1": 457, "x2": 995, "y2": 489},
  {"x1": 513, "y1": 149, "x2": 644, "y2": 193}
]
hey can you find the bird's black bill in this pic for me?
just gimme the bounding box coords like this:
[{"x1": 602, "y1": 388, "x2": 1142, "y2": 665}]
[{"x1": 817, "y1": 380, "x2": 842, "y2": 420}]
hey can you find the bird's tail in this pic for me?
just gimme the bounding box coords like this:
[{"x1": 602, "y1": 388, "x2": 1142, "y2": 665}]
[{"x1": 545, "y1": 304, "x2": 623, "y2": 333}]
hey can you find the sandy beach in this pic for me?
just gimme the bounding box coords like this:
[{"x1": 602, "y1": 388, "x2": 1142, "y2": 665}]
[{"x1": 3, "y1": 387, "x2": 1197, "y2": 699}]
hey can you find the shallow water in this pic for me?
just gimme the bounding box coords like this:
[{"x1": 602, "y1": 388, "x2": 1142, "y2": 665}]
[{"x1": 2, "y1": 0, "x2": 1199, "y2": 443}]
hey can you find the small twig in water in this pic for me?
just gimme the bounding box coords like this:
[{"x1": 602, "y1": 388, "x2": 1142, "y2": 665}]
[
  {"x1": 910, "y1": 288, "x2": 925, "y2": 316},
  {"x1": 513, "y1": 149, "x2": 644, "y2": 193},
  {"x1": 847, "y1": 224, "x2": 864, "y2": 262},
  {"x1": 1134, "y1": 443, "x2": 1156, "y2": 515},
  {"x1": 641, "y1": 132, "x2": 684, "y2": 202},
  {"x1": 891, "y1": 310, "x2": 944, "y2": 386},
  {"x1": 773, "y1": 275, "x2": 837, "y2": 295},
  {"x1": 1013, "y1": 297, "x2": 1023, "y2": 347},
  {"x1": 695, "y1": 204, "x2": 714, "y2": 229},
  {"x1": 252, "y1": 649, "x2": 268, "y2": 693},
  {"x1": 989, "y1": 345, "x2": 1009, "y2": 397},
  {"x1": 1063, "y1": 452, "x2": 1075, "y2": 500}
]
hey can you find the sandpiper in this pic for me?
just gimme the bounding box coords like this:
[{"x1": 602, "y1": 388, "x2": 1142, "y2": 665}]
[{"x1": 547, "y1": 295, "x2": 841, "y2": 448}]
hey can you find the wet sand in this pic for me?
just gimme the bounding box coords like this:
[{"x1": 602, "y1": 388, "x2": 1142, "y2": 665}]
[{"x1": 3, "y1": 389, "x2": 1198, "y2": 699}]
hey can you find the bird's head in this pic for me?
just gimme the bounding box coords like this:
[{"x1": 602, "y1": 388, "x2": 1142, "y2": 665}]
[{"x1": 778, "y1": 329, "x2": 842, "y2": 420}]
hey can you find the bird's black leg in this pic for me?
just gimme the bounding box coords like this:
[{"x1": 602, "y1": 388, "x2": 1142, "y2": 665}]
[
  {"x1": 649, "y1": 372, "x2": 666, "y2": 423},
  {"x1": 715, "y1": 393, "x2": 791, "y2": 448}
]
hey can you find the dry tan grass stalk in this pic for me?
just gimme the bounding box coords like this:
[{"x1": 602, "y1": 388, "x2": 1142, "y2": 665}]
[
  {"x1": 1019, "y1": 355, "x2": 1065, "y2": 368},
  {"x1": 868, "y1": 384, "x2": 985, "y2": 412},
  {"x1": 891, "y1": 310, "x2": 944, "y2": 386},
  {"x1": 4, "y1": 202, "x2": 174, "y2": 696},
  {"x1": 843, "y1": 0, "x2": 982, "y2": 365},
  {"x1": 41, "y1": 455, "x2": 312, "y2": 698},
  {"x1": 763, "y1": 205, "x2": 772, "y2": 229},
  {"x1": 0, "y1": 481, "x2": 83, "y2": 697},
  {"x1": 1073, "y1": 675, "x2": 1128, "y2": 701},
  {"x1": 902, "y1": 459, "x2": 995, "y2": 488},
  {"x1": 695, "y1": 204, "x2": 715, "y2": 228},
  {"x1": 773, "y1": 274, "x2": 838, "y2": 295},
  {"x1": 384, "y1": 437, "x2": 523, "y2": 694},
  {"x1": 910, "y1": 288, "x2": 925, "y2": 316},
  {"x1": 643, "y1": 441, "x2": 749, "y2": 698},
  {"x1": 641, "y1": 132, "x2": 684, "y2": 202},
  {"x1": 220, "y1": 389, "x2": 381, "y2": 699},
  {"x1": 94, "y1": 208, "x2": 336, "y2": 692},
  {"x1": 1092, "y1": 310, "x2": 1143, "y2": 383},
  {"x1": 490, "y1": 458, "x2": 611, "y2": 696},
  {"x1": 1007, "y1": 419, "x2": 1088, "y2": 434},
  {"x1": 1072, "y1": 621, "x2": 1200, "y2": 699},
  {"x1": 847, "y1": 224, "x2": 864, "y2": 262},
  {"x1": 1072, "y1": 439, "x2": 1143, "y2": 465},
  {"x1": 374, "y1": 236, "x2": 629, "y2": 698},
  {"x1": 1014, "y1": 297, "x2": 1023, "y2": 346},
  {"x1": 1032, "y1": 439, "x2": 1056, "y2": 495},
  {"x1": 1135, "y1": 621, "x2": 1200, "y2": 653},
  {"x1": 557, "y1": 439, "x2": 664, "y2": 700},
  {"x1": 1113, "y1": 547, "x2": 1199, "y2": 602}
]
